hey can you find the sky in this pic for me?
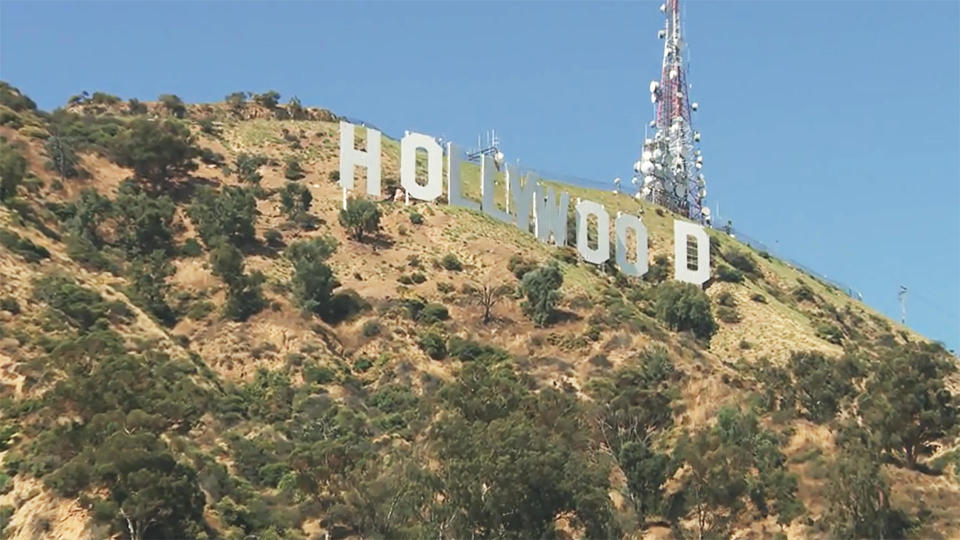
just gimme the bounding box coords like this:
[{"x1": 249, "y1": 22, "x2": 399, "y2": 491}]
[{"x1": 1, "y1": 0, "x2": 958, "y2": 350}]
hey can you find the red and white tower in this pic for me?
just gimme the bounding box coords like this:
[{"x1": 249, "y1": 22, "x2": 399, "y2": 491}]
[{"x1": 634, "y1": 0, "x2": 708, "y2": 224}]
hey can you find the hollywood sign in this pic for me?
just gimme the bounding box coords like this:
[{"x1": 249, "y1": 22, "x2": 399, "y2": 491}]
[{"x1": 338, "y1": 121, "x2": 710, "y2": 285}]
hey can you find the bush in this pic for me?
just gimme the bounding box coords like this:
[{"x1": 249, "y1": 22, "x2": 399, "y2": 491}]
[
  {"x1": 750, "y1": 293, "x2": 767, "y2": 303},
  {"x1": 507, "y1": 254, "x2": 537, "y2": 280},
  {"x1": 724, "y1": 249, "x2": 757, "y2": 274},
  {"x1": 280, "y1": 182, "x2": 312, "y2": 221},
  {"x1": 253, "y1": 91, "x2": 281, "y2": 109},
  {"x1": 326, "y1": 289, "x2": 370, "y2": 324},
  {"x1": 441, "y1": 253, "x2": 463, "y2": 271},
  {"x1": 418, "y1": 330, "x2": 447, "y2": 359},
  {"x1": 284, "y1": 156, "x2": 305, "y2": 180},
  {"x1": 520, "y1": 262, "x2": 563, "y2": 326},
  {"x1": 716, "y1": 264, "x2": 744, "y2": 283},
  {"x1": 654, "y1": 281, "x2": 717, "y2": 341},
  {"x1": 716, "y1": 291, "x2": 737, "y2": 307},
  {"x1": 234, "y1": 153, "x2": 267, "y2": 184},
  {"x1": 339, "y1": 197, "x2": 381, "y2": 241},
  {"x1": 188, "y1": 186, "x2": 257, "y2": 247},
  {"x1": 0, "y1": 297, "x2": 20, "y2": 314},
  {"x1": 45, "y1": 135, "x2": 82, "y2": 179},
  {"x1": 179, "y1": 238, "x2": 203, "y2": 257},
  {"x1": 264, "y1": 229, "x2": 283, "y2": 248},
  {"x1": 0, "y1": 140, "x2": 27, "y2": 201},
  {"x1": 113, "y1": 181, "x2": 176, "y2": 256},
  {"x1": 158, "y1": 93, "x2": 186, "y2": 117},
  {"x1": 286, "y1": 237, "x2": 339, "y2": 318},
  {"x1": 716, "y1": 305, "x2": 742, "y2": 324},
  {"x1": 420, "y1": 303, "x2": 449, "y2": 324},
  {"x1": 410, "y1": 272, "x2": 427, "y2": 284},
  {"x1": 793, "y1": 284, "x2": 816, "y2": 303},
  {"x1": 362, "y1": 319, "x2": 382, "y2": 337},
  {"x1": 209, "y1": 243, "x2": 266, "y2": 321},
  {"x1": 0, "y1": 228, "x2": 50, "y2": 262},
  {"x1": 437, "y1": 282, "x2": 454, "y2": 294},
  {"x1": 127, "y1": 98, "x2": 147, "y2": 115},
  {"x1": 408, "y1": 211, "x2": 424, "y2": 225},
  {"x1": 815, "y1": 322, "x2": 843, "y2": 345}
]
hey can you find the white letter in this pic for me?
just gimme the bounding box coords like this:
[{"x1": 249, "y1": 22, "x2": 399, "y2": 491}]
[
  {"x1": 401, "y1": 132, "x2": 443, "y2": 202},
  {"x1": 447, "y1": 143, "x2": 480, "y2": 211},
  {"x1": 576, "y1": 199, "x2": 610, "y2": 265},
  {"x1": 533, "y1": 184, "x2": 570, "y2": 246},
  {"x1": 339, "y1": 121, "x2": 381, "y2": 197},
  {"x1": 615, "y1": 213, "x2": 649, "y2": 278},
  {"x1": 481, "y1": 155, "x2": 512, "y2": 225},
  {"x1": 509, "y1": 167, "x2": 537, "y2": 234},
  {"x1": 674, "y1": 219, "x2": 711, "y2": 285}
]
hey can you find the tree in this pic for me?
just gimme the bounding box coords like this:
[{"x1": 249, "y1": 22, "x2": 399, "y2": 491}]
[
  {"x1": 93, "y1": 432, "x2": 205, "y2": 540},
  {"x1": 464, "y1": 280, "x2": 513, "y2": 323},
  {"x1": 280, "y1": 182, "x2": 312, "y2": 220},
  {"x1": 287, "y1": 237, "x2": 339, "y2": 318},
  {"x1": 157, "y1": 93, "x2": 186, "y2": 118},
  {"x1": 111, "y1": 118, "x2": 199, "y2": 188},
  {"x1": 113, "y1": 182, "x2": 176, "y2": 256},
  {"x1": 674, "y1": 407, "x2": 801, "y2": 538},
  {"x1": 188, "y1": 186, "x2": 257, "y2": 247},
  {"x1": 791, "y1": 351, "x2": 855, "y2": 423},
  {"x1": 234, "y1": 152, "x2": 267, "y2": 184},
  {"x1": 520, "y1": 262, "x2": 563, "y2": 326},
  {"x1": 0, "y1": 140, "x2": 27, "y2": 201},
  {"x1": 254, "y1": 90, "x2": 281, "y2": 109},
  {"x1": 225, "y1": 91, "x2": 247, "y2": 112},
  {"x1": 823, "y1": 439, "x2": 913, "y2": 539},
  {"x1": 128, "y1": 250, "x2": 176, "y2": 325},
  {"x1": 654, "y1": 281, "x2": 717, "y2": 341},
  {"x1": 45, "y1": 133, "x2": 82, "y2": 179},
  {"x1": 859, "y1": 343, "x2": 959, "y2": 468},
  {"x1": 65, "y1": 189, "x2": 111, "y2": 246},
  {"x1": 210, "y1": 242, "x2": 266, "y2": 321},
  {"x1": 339, "y1": 197, "x2": 381, "y2": 242}
]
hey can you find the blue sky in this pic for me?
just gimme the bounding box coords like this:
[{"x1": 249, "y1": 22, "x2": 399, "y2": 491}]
[{"x1": 2, "y1": 1, "x2": 958, "y2": 350}]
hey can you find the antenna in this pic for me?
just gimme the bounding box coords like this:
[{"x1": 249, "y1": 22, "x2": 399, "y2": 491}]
[{"x1": 898, "y1": 285, "x2": 908, "y2": 324}]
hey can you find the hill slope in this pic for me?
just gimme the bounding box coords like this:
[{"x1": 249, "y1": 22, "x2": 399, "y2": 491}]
[{"x1": 0, "y1": 84, "x2": 958, "y2": 539}]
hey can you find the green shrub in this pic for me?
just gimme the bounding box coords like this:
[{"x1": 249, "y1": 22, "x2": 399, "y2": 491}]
[
  {"x1": 717, "y1": 305, "x2": 742, "y2": 324},
  {"x1": 264, "y1": 229, "x2": 283, "y2": 247},
  {"x1": 187, "y1": 301, "x2": 215, "y2": 320},
  {"x1": 437, "y1": 282, "x2": 455, "y2": 294},
  {"x1": 816, "y1": 322, "x2": 843, "y2": 345},
  {"x1": 0, "y1": 140, "x2": 27, "y2": 201},
  {"x1": 234, "y1": 153, "x2": 267, "y2": 184},
  {"x1": 520, "y1": 263, "x2": 563, "y2": 326},
  {"x1": 419, "y1": 302, "x2": 449, "y2": 324},
  {"x1": 793, "y1": 284, "x2": 816, "y2": 303},
  {"x1": 179, "y1": 238, "x2": 203, "y2": 257},
  {"x1": 0, "y1": 297, "x2": 19, "y2": 314},
  {"x1": 283, "y1": 156, "x2": 305, "y2": 180},
  {"x1": 507, "y1": 254, "x2": 537, "y2": 280},
  {"x1": 304, "y1": 365, "x2": 336, "y2": 384},
  {"x1": 339, "y1": 197, "x2": 381, "y2": 241},
  {"x1": 353, "y1": 357, "x2": 373, "y2": 373},
  {"x1": 654, "y1": 281, "x2": 717, "y2": 341},
  {"x1": 362, "y1": 319, "x2": 382, "y2": 337},
  {"x1": 0, "y1": 229, "x2": 50, "y2": 262},
  {"x1": 441, "y1": 253, "x2": 463, "y2": 271},
  {"x1": 286, "y1": 237, "x2": 341, "y2": 320},
  {"x1": 716, "y1": 265, "x2": 744, "y2": 283},
  {"x1": 724, "y1": 249, "x2": 757, "y2": 274},
  {"x1": 410, "y1": 272, "x2": 427, "y2": 284},
  {"x1": 326, "y1": 289, "x2": 370, "y2": 324},
  {"x1": 717, "y1": 291, "x2": 737, "y2": 307},
  {"x1": 750, "y1": 293, "x2": 767, "y2": 303},
  {"x1": 409, "y1": 211, "x2": 424, "y2": 225},
  {"x1": 418, "y1": 330, "x2": 447, "y2": 359},
  {"x1": 188, "y1": 186, "x2": 257, "y2": 247}
]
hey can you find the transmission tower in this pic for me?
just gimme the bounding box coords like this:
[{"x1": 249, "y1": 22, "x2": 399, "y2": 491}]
[{"x1": 634, "y1": 0, "x2": 707, "y2": 224}]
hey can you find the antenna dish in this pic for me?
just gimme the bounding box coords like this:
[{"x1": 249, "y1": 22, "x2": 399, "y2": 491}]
[
  {"x1": 649, "y1": 81, "x2": 659, "y2": 93},
  {"x1": 643, "y1": 175, "x2": 656, "y2": 186},
  {"x1": 691, "y1": 102, "x2": 699, "y2": 111},
  {"x1": 631, "y1": 176, "x2": 640, "y2": 185},
  {"x1": 701, "y1": 207, "x2": 711, "y2": 216},
  {"x1": 640, "y1": 161, "x2": 656, "y2": 175},
  {"x1": 642, "y1": 150, "x2": 653, "y2": 161},
  {"x1": 659, "y1": 3, "x2": 666, "y2": 13},
  {"x1": 658, "y1": 29, "x2": 666, "y2": 39},
  {"x1": 694, "y1": 132, "x2": 701, "y2": 142},
  {"x1": 633, "y1": 160, "x2": 642, "y2": 173}
]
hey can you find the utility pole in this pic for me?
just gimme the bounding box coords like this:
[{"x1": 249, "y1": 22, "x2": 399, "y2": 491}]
[{"x1": 898, "y1": 285, "x2": 908, "y2": 325}]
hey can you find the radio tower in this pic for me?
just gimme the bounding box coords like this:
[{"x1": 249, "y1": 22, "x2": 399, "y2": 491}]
[{"x1": 633, "y1": 0, "x2": 708, "y2": 224}]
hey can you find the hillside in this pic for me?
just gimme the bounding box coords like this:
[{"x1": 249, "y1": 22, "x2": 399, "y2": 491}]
[{"x1": 0, "y1": 83, "x2": 958, "y2": 540}]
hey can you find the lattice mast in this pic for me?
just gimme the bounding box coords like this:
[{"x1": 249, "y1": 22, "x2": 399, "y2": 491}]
[{"x1": 634, "y1": 0, "x2": 708, "y2": 224}]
